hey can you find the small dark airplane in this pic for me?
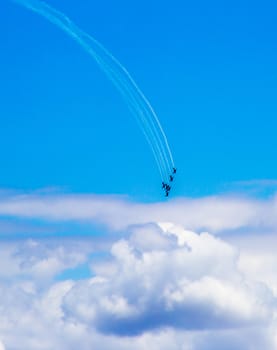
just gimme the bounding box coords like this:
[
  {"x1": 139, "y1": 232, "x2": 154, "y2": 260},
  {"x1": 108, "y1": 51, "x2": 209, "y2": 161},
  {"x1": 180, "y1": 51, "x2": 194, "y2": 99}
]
[
  {"x1": 162, "y1": 182, "x2": 166, "y2": 189},
  {"x1": 169, "y1": 175, "x2": 174, "y2": 182},
  {"x1": 173, "y1": 167, "x2": 177, "y2": 174},
  {"x1": 166, "y1": 185, "x2": 171, "y2": 192},
  {"x1": 165, "y1": 191, "x2": 169, "y2": 197}
]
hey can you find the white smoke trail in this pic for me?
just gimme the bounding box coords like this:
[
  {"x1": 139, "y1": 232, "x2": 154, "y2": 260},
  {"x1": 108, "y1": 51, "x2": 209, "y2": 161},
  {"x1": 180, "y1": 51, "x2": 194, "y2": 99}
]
[
  {"x1": 69, "y1": 27, "x2": 169, "y2": 179},
  {"x1": 72, "y1": 19, "x2": 173, "y2": 177},
  {"x1": 11, "y1": 0, "x2": 175, "y2": 182},
  {"x1": 97, "y1": 56, "x2": 167, "y2": 179},
  {"x1": 74, "y1": 34, "x2": 170, "y2": 179}
]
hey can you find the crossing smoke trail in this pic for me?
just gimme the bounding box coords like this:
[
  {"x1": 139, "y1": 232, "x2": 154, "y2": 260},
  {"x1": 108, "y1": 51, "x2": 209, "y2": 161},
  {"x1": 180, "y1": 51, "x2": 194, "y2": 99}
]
[{"x1": 11, "y1": 0, "x2": 175, "y2": 183}]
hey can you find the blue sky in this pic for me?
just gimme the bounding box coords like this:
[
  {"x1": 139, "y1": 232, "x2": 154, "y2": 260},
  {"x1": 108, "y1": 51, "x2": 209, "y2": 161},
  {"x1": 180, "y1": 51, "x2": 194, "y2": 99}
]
[
  {"x1": 1, "y1": 1, "x2": 277, "y2": 349},
  {"x1": 1, "y1": 0, "x2": 276, "y2": 199}
]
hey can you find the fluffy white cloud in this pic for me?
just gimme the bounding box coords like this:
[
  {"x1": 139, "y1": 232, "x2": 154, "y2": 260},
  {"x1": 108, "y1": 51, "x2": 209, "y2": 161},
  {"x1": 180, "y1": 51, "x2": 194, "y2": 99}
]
[
  {"x1": 0, "y1": 239, "x2": 92, "y2": 286},
  {"x1": 63, "y1": 223, "x2": 274, "y2": 337},
  {"x1": 0, "y1": 192, "x2": 277, "y2": 349}
]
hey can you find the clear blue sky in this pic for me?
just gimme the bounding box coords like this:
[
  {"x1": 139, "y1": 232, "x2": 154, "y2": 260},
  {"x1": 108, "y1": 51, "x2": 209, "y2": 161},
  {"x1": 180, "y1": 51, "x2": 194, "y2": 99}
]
[{"x1": 1, "y1": 0, "x2": 276, "y2": 199}]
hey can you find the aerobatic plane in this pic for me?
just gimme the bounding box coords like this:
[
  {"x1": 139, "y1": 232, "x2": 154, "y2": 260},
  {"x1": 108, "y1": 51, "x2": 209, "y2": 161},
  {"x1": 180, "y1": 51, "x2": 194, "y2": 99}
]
[
  {"x1": 162, "y1": 169, "x2": 175, "y2": 196},
  {"x1": 162, "y1": 182, "x2": 171, "y2": 196}
]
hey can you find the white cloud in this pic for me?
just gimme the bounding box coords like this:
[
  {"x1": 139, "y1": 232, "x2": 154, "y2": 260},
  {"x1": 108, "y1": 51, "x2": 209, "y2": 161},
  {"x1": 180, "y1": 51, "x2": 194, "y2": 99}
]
[
  {"x1": 0, "y1": 192, "x2": 277, "y2": 234},
  {"x1": 0, "y1": 192, "x2": 277, "y2": 349},
  {"x1": 63, "y1": 224, "x2": 273, "y2": 337}
]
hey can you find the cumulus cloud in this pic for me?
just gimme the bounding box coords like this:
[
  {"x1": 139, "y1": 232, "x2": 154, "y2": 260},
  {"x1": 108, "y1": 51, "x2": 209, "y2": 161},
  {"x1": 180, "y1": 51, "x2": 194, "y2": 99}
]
[
  {"x1": 0, "y1": 191, "x2": 277, "y2": 349},
  {"x1": 63, "y1": 223, "x2": 274, "y2": 336}
]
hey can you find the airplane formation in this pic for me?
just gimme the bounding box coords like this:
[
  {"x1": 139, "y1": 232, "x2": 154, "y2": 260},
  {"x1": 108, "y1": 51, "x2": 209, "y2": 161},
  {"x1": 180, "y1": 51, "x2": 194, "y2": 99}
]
[{"x1": 162, "y1": 167, "x2": 177, "y2": 197}]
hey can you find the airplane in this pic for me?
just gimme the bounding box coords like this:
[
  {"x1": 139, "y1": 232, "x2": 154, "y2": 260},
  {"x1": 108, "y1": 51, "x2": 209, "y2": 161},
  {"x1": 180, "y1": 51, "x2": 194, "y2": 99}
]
[
  {"x1": 162, "y1": 179, "x2": 173, "y2": 197},
  {"x1": 173, "y1": 167, "x2": 177, "y2": 174}
]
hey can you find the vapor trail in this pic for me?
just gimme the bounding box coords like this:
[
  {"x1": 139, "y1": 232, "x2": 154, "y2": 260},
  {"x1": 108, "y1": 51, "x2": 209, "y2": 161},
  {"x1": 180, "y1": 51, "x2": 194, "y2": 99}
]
[{"x1": 11, "y1": 0, "x2": 175, "y2": 182}]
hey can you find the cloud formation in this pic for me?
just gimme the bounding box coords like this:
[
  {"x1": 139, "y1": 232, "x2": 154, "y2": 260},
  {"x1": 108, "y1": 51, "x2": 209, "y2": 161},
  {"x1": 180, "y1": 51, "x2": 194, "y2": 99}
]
[
  {"x1": 0, "y1": 217, "x2": 276, "y2": 349},
  {"x1": 1, "y1": 190, "x2": 277, "y2": 348},
  {"x1": 0, "y1": 191, "x2": 277, "y2": 234},
  {"x1": 63, "y1": 223, "x2": 273, "y2": 336}
]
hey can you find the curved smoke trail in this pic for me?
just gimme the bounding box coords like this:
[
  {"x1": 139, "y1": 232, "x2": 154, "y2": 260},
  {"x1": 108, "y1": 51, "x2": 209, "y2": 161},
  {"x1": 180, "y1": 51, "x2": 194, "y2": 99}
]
[{"x1": 11, "y1": 0, "x2": 175, "y2": 182}]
